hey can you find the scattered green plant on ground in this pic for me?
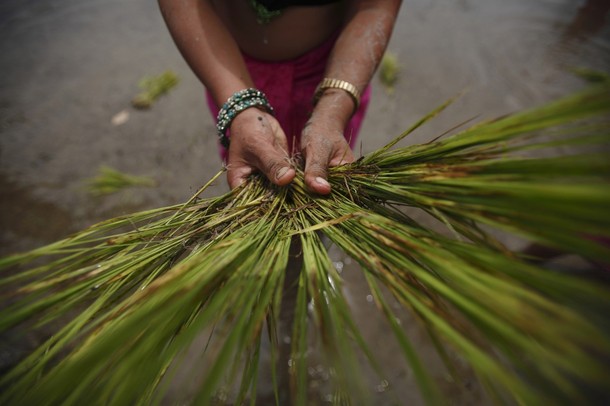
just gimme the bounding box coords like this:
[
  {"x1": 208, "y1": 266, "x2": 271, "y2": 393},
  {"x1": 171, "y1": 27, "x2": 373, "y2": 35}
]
[
  {"x1": 131, "y1": 70, "x2": 179, "y2": 109},
  {"x1": 379, "y1": 51, "x2": 400, "y2": 94},
  {"x1": 85, "y1": 165, "x2": 156, "y2": 196}
]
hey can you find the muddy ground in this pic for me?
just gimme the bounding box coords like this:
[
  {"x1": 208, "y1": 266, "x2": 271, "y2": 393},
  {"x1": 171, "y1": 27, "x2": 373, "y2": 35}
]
[{"x1": 0, "y1": 0, "x2": 608, "y2": 404}]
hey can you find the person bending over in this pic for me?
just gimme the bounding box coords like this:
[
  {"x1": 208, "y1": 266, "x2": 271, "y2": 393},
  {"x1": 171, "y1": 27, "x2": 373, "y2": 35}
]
[{"x1": 158, "y1": 0, "x2": 402, "y2": 194}]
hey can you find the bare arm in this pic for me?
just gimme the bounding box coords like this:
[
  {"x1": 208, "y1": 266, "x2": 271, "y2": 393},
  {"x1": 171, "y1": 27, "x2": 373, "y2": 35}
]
[
  {"x1": 302, "y1": 0, "x2": 402, "y2": 194},
  {"x1": 158, "y1": 0, "x2": 250, "y2": 104},
  {"x1": 158, "y1": 0, "x2": 295, "y2": 188}
]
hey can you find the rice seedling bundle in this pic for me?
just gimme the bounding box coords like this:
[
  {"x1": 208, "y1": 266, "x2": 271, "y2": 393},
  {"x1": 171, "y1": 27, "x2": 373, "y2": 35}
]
[{"x1": 1, "y1": 84, "x2": 609, "y2": 405}]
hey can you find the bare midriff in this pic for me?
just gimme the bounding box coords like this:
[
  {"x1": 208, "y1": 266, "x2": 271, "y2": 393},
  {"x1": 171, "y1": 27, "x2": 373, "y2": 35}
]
[{"x1": 211, "y1": 0, "x2": 347, "y2": 61}]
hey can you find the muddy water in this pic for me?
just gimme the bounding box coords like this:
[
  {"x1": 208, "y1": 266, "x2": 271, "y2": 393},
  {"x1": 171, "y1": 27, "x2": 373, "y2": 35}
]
[{"x1": 0, "y1": 0, "x2": 608, "y2": 404}]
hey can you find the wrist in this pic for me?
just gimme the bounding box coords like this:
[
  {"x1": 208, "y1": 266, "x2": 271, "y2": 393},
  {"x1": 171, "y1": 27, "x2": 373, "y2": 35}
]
[
  {"x1": 230, "y1": 106, "x2": 269, "y2": 129},
  {"x1": 314, "y1": 78, "x2": 361, "y2": 114},
  {"x1": 216, "y1": 88, "x2": 273, "y2": 148},
  {"x1": 311, "y1": 89, "x2": 354, "y2": 129}
]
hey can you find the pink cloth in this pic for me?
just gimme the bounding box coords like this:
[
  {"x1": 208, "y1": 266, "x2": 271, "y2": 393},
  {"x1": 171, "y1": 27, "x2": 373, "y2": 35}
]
[{"x1": 206, "y1": 34, "x2": 371, "y2": 161}]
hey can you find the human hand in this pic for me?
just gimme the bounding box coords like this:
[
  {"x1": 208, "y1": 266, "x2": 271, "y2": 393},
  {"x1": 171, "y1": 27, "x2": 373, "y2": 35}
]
[
  {"x1": 226, "y1": 108, "x2": 296, "y2": 189},
  {"x1": 300, "y1": 115, "x2": 355, "y2": 195}
]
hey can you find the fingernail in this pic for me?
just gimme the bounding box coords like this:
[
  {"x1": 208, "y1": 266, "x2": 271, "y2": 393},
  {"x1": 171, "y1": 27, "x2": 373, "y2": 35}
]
[
  {"x1": 315, "y1": 177, "x2": 330, "y2": 187},
  {"x1": 276, "y1": 167, "x2": 289, "y2": 180}
]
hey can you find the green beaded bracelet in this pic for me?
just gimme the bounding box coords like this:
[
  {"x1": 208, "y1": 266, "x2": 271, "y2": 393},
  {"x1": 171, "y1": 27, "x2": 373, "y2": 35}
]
[{"x1": 216, "y1": 88, "x2": 274, "y2": 148}]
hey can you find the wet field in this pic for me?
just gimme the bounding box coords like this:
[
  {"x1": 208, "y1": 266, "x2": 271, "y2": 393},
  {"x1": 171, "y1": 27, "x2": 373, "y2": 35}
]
[{"x1": 1, "y1": 0, "x2": 609, "y2": 404}]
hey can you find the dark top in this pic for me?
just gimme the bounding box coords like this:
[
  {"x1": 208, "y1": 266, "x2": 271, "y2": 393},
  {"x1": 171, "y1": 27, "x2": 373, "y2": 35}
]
[{"x1": 256, "y1": 0, "x2": 341, "y2": 12}]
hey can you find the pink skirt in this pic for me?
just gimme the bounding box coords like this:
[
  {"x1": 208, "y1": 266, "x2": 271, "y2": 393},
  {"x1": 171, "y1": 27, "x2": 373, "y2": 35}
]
[{"x1": 206, "y1": 33, "x2": 371, "y2": 161}]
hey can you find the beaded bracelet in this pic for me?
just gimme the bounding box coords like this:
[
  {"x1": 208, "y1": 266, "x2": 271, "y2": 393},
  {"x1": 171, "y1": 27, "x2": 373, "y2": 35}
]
[{"x1": 216, "y1": 88, "x2": 274, "y2": 148}]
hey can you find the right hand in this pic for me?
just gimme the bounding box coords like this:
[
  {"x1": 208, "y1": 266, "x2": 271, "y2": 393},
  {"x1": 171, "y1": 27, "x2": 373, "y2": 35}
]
[{"x1": 225, "y1": 108, "x2": 296, "y2": 189}]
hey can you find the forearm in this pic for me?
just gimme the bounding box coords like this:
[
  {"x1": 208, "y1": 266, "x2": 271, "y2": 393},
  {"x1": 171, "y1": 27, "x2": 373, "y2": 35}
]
[
  {"x1": 157, "y1": 0, "x2": 252, "y2": 106},
  {"x1": 313, "y1": 0, "x2": 402, "y2": 125}
]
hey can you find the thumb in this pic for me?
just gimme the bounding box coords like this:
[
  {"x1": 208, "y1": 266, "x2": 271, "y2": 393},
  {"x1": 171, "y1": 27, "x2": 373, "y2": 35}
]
[
  {"x1": 258, "y1": 153, "x2": 295, "y2": 187},
  {"x1": 226, "y1": 154, "x2": 295, "y2": 189},
  {"x1": 304, "y1": 154, "x2": 332, "y2": 195},
  {"x1": 256, "y1": 118, "x2": 296, "y2": 186}
]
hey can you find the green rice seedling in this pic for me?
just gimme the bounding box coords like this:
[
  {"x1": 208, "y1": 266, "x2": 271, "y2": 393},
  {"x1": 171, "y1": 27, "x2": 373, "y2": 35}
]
[
  {"x1": 131, "y1": 70, "x2": 179, "y2": 109},
  {"x1": 85, "y1": 165, "x2": 156, "y2": 196},
  {"x1": 1, "y1": 83, "x2": 609, "y2": 405},
  {"x1": 379, "y1": 51, "x2": 400, "y2": 93}
]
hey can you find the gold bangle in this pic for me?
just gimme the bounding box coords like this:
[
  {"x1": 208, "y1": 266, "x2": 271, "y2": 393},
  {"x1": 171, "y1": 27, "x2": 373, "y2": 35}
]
[{"x1": 314, "y1": 77, "x2": 361, "y2": 112}]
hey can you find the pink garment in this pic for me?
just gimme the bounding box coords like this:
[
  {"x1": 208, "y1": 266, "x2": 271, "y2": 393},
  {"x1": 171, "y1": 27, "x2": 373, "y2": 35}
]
[{"x1": 206, "y1": 33, "x2": 371, "y2": 161}]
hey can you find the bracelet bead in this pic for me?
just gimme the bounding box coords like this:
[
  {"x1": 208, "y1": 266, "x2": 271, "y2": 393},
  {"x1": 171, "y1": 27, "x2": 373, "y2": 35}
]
[{"x1": 216, "y1": 88, "x2": 274, "y2": 148}]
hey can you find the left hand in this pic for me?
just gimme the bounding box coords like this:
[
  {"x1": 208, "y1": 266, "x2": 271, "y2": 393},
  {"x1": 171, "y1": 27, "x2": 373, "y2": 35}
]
[{"x1": 300, "y1": 113, "x2": 355, "y2": 195}]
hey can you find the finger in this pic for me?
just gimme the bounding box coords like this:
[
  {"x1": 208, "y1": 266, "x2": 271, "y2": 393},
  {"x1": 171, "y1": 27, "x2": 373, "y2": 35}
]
[
  {"x1": 227, "y1": 148, "x2": 295, "y2": 189},
  {"x1": 249, "y1": 119, "x2": 296, "y2": 186},
  {"x1": 257, "y1": 153, "x2": 296, "y2": 186},
  {"x1": 226, "y1": 163, "x2": 253, "y2": 189},
  {"x1": 329, "y1": 147, "x2": 355, "y2": 167},
  {"x1": 303, "y1": 146, "x2": 332, "y2": 195}
]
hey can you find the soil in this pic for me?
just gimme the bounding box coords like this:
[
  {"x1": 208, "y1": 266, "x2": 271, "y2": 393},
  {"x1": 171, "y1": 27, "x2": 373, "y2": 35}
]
[{"x1": 0, "y1": 0, "x2": 608, "y2": 404}]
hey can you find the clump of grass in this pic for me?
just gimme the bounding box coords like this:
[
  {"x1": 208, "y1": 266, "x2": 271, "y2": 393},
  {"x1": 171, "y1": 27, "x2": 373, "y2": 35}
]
[
  {"x1": 131, "y1": 70, "x2": 179, "y2": 109},
  {"x1": 1, "y1": 84, "x2": 610, "y2": 405},
  {"x1": 378, "y1": 51, "x2": 400, "y2": 94},
  {"x1": 85, "y1": 165, "x2": 156, "y2": 196}
]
